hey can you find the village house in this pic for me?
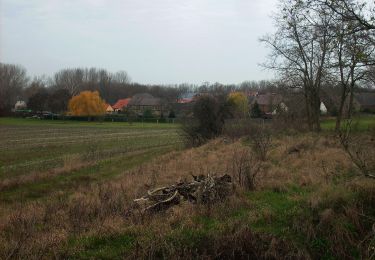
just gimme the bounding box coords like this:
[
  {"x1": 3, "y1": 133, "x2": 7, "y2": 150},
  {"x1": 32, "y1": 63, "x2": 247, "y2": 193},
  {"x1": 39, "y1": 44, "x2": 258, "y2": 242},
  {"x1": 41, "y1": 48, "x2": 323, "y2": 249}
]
[
  {"x1": 320, "y1": 92, "x2": 359, "y2": 116},
  {"x1": 177, "y1": 93, "x2": 196, "y2": 104},
  {"x1": 104, "y1": 104, "x2": 114, "y2": 114},
  {"x1": 127, "y1": 93, "x2": 167, "y2": 117},
  {"x1": 112, "y1": 98, "x2": 131, "y2": 113},
  {"x1": 14, "y1": 100, "x2": 27, "y2": 110},
  {"x1": 249, "y1": 93, "x2": 288, "y2": 116},
  {"x1": 320, "y1": 91, "x2": 375, "y2": 116}
]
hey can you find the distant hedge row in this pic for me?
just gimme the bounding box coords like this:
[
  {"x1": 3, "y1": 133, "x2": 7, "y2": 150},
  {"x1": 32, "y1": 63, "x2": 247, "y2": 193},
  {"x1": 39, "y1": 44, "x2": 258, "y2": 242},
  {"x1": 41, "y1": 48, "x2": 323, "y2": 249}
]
[{"x1": 13, "y1": 111, "x2": 177, "y2": 123}]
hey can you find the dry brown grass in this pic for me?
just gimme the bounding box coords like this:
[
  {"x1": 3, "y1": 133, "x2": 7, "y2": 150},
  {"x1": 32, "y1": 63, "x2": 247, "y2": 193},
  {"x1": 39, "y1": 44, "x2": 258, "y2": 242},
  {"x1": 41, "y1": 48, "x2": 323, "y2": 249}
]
[{"x1": 0, "y1": 133, "x2": 374, "y2": 259}]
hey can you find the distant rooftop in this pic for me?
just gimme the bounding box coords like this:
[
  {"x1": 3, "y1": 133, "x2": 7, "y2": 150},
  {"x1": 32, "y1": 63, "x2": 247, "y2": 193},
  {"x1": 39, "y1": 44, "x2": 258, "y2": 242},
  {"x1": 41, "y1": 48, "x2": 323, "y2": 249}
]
[
  {"x1": 112, "y1": 98, "x2": 131, "y2": 109},
  {"x1": 128, "y1": 93, "x2": 162, "y2": 106}
]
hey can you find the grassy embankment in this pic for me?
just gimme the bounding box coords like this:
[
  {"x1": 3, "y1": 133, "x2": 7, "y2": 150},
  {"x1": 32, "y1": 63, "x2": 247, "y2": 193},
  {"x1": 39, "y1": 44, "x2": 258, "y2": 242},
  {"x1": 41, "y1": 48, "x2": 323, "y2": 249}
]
[{"x1": 0, "y1": 117, "x2": 374, "y2": 259}]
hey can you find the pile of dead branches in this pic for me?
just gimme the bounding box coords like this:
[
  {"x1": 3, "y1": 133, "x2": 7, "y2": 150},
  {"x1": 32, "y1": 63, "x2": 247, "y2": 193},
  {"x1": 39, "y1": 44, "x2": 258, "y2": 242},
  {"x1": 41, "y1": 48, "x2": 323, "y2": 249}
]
[{"x1": 134, "y1": 174, "x2": 233, "y2": 213}]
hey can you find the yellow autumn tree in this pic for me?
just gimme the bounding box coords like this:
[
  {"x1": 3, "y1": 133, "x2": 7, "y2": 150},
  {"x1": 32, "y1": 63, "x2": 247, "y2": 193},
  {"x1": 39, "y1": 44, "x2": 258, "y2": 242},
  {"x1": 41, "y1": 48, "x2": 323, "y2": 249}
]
[
  {"x1": 68, "y1": 91, "x2": 106, "y2": 116},
  {"x1": 227, "y1": 92, "x2": 249, "y2": 118}
]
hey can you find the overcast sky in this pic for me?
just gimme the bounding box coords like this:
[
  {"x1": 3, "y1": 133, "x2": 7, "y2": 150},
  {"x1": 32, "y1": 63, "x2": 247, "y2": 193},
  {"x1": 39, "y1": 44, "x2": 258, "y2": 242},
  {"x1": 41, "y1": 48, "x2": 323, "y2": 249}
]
[{"x1": 0, "y1": 0, "x2": 277, "y2": 85}]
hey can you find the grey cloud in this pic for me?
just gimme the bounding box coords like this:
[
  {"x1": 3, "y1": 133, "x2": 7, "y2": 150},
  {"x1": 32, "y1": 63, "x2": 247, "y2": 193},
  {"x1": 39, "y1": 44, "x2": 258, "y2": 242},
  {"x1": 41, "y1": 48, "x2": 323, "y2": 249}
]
[{"x1": 1, "y1": 0, "x2": 277, "y2": 84}]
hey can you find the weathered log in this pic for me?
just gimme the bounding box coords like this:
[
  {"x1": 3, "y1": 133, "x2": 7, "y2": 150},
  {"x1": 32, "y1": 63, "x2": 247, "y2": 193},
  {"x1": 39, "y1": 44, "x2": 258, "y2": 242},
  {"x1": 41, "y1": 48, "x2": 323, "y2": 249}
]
[{"x1": 145, "y1": 190, "x2": 180, "y2": 212}]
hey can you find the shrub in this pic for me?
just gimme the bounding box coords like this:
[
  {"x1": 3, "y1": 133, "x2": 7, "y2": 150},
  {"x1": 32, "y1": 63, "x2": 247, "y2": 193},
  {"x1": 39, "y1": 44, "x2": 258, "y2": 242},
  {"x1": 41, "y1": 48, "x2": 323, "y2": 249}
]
[
  {"x1": 338, "y1": 120, "x2": 375, "y2": 179},
  {"x1": 227, "y1": 92, "x2": 249, "y2": 118},
  {"x1": 248, "y1": 125, "x2": 272, "y2": 161},
  {"x1": 223, "y1": 119, "x2": 255, "y2": 140},
  {"x1": 231, "y1": 148, "x2": 262, "y2": 190},
  {"x1": 182, "y1": 95, "x2": 226, "y2": 146}
]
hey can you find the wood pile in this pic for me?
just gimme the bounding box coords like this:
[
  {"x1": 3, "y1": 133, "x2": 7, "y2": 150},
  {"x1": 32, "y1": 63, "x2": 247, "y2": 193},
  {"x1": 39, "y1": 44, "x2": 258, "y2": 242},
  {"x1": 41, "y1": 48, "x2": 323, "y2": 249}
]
[{"x1": 134, "y1": 174, "x2": 233, "y2": 212}]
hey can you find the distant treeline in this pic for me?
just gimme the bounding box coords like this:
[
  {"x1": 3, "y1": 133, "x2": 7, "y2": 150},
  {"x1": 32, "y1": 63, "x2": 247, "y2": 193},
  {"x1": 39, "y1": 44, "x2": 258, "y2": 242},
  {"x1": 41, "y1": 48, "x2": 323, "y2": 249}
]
[{"x1": 0, "y1": 64, "x2": 277, "y2": 116}]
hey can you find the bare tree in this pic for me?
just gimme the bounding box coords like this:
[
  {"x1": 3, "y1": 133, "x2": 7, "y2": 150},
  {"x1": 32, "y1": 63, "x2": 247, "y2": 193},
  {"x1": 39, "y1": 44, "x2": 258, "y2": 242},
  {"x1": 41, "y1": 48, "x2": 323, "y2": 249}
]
[
  {"x1": 261, "y1": 0, "x2": 333, "y2": 131},
  {"x1": 304, "y1": 0, "x2": 375, "y2": 130},
  {"x1": 47, "y1": 88, "x2": 71, "y2": 113},
  {"x1": 329, "y1": 10, "x2": 375, "y2": 130},
  {"x1": 365, "y1": 65, "x2": 375, "y2": 85},
  {"x1": 0, "y1": 63, "x2": 28, "y2": 115},
  {"x1": 323, "y1": 0, "x2": 375, "y2": 31},
  {"x1": 53, "y1": 68, "x2": 84, "y2": 96},
  {"x1": 27, "y1": 87, "x2": 49, "y2": 113},
  {"x1": 53, "y1": 67, "x2": 134, "y2": 102},
  {"x1": 112, "y1": 71, "x2": 131, "y2": 84},
  {"x1": 248, "y1": 125, "x2": 272, "y2": 161}
]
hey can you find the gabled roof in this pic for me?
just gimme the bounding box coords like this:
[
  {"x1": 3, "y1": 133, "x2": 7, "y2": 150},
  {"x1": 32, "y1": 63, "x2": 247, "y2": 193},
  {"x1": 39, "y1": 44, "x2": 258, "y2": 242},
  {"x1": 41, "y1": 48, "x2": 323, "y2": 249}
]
[
  {"x1": 104, "y1": 104, "x2": 114, "y2": 112},
  {"x1": 128, "y1": 93, "x2": 162, "y2": 106},
  {"x1": 112, "y1": 98, "x2": 131, "y2": 109},
  {"x1": 255, "y1": 93, "x2": 283, "y2": 106}
]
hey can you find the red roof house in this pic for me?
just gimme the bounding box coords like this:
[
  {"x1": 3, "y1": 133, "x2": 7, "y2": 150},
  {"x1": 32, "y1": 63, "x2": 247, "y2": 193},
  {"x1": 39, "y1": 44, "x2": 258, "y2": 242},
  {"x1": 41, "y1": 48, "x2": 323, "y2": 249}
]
[
  {"x1": 177, "y1": 98, "x2": 194, "y2": 104},
  {"x1": 112, "y1": 98, "x2": 131, "y2": 112},
  {"x1": 104, "y1": 103, "x2": 114, "y2": 113}
]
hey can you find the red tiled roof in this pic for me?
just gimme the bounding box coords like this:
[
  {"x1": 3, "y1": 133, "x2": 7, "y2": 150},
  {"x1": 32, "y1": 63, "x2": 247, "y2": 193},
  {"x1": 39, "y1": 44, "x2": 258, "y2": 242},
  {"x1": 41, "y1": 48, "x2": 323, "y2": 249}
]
[
  {"x1": 177, "y1": 98, "x2": 193, "y2": 104},
  {"x1": 112, "y1": 98, "x2": 131, "y2": 109}
]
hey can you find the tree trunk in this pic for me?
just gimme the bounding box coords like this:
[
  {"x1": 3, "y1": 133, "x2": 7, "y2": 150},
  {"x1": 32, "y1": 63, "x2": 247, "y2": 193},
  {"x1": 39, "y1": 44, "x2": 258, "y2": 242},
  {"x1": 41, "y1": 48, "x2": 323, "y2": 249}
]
[
  {"x1": 335, "y1": 89, "x2": 347, "y2": 131},
  {"x1": 304, "y1": 92, "x2": 313, "y2": 131},
  {"x1": 348, "y1": 71, "x2": 356, "y2": 119},
  {"x1": 312, "y1": 95, "x2": 321, "y2": 132},
  {"x1": 348, "y1": 90, "x2": 354, "y2": 119}
]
